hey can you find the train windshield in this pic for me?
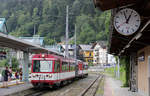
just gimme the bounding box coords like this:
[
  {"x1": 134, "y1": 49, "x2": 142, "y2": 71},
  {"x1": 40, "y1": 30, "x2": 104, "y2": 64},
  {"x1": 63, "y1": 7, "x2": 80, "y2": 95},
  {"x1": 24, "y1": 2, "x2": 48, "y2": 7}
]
[{"x1": 33, "y1": 60, "x2": 53, "y2": 72}]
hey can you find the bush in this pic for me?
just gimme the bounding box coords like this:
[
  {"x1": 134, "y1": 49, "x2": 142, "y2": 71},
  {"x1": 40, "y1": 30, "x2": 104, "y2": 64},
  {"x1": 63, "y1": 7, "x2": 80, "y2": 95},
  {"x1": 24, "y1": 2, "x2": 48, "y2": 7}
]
[
  {"x1": 88, "y1": 62, "x2": 93, "y2": 66},
  {"x1": 0, "y1": 59, "x2": 9, "y2": 67},
  {"x1": 11, "y1": 57, "x2": 19, "y2": 71},
  {"x1": 0, "y1": 57, "x2": 19, "y2": 71}
]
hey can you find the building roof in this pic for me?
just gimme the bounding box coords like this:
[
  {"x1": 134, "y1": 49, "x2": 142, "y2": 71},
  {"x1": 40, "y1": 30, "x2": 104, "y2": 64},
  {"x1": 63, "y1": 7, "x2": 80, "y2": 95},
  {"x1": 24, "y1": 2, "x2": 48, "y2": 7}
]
[
  {"x1": 44, "y1": 45, "x2": 61, "y2": 53},
  {"x1": 0, "y1": 18, "x2": 7, "y2": 34},
  {"x1": 19, "y1": 36, "x2": 44, "y2": 46},
  {"x1": 91, "y1": 41, "x2": 107, "y2": 49},
  {"x1": 79, "y1": 44, "x2": 93, "y2": 51},
  {"x1": 61, "y1": 44, "x2": 75, "y2": 50}
]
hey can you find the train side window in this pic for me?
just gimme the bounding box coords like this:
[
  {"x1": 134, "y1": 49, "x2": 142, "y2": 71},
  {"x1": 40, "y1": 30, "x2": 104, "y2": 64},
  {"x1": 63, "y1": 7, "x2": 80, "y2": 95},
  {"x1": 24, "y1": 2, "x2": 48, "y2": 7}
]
[
  {"x1": 62, "y1": 62, "x2": 65, "y2": 72},
  {"x1": 54, "y1": 61, "x2": 60, "y2": 72},
  {"x1": 66, "y1": 63, "x2": 69, "y2": 71},
  {"x1": 70, "y1": 63, "x2": 75, "y2": 71},
  {"x1": 62, "y1": 61, "x2": 68, "y2": 72}
]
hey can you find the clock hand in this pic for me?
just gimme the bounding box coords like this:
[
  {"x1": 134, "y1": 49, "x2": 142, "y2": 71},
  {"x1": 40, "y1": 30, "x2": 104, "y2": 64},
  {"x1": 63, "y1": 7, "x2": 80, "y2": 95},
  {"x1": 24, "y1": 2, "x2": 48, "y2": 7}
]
[
  {"x1": 123, "y1": 11, "x2": 127, "y2": 20},
  {"x1": 126, "y1": 11, "x2": 133, "y2": 23}
]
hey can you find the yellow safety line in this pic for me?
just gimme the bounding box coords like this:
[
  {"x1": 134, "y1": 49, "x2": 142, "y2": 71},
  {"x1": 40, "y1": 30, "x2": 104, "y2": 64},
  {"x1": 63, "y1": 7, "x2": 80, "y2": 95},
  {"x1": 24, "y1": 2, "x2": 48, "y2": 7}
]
[
  {"x1": 112, "y1": 88, "x2": 115, "y2": 96},
  {"x1": 0, "y1": 82, "x2": 24, "y2": 88}
]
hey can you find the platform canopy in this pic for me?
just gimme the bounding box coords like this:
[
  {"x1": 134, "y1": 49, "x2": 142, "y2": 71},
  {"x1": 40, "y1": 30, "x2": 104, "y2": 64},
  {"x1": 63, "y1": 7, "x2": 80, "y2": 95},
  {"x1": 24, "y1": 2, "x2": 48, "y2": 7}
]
[
  {"x1": 0, "y1": 32, "x2": 63, "y2": 56},
  {"x1": 93, "y1": 0, "x2": 150, "y2": 56}
]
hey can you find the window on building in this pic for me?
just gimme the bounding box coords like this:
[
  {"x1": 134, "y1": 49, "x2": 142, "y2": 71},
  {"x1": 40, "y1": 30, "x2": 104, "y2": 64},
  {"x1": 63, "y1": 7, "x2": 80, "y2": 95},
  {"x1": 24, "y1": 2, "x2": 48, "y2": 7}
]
[{"x1": 89, "y1": 52, "x2": 92, "y2": 57}]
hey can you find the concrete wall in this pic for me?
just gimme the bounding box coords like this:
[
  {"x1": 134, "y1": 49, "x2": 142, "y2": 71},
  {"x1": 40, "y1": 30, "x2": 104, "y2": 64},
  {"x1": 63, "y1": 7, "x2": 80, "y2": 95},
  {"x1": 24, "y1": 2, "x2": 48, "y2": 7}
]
[{"x1": 137, "y1": 46, "x2": 150, "y2": 95}]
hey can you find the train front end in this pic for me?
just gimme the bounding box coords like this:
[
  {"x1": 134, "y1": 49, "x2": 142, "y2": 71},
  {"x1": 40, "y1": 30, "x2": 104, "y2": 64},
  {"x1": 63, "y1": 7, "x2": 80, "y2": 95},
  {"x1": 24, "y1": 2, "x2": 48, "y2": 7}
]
[{"x1": 31, "y1": 54, "x2": 59, "y2": 87}]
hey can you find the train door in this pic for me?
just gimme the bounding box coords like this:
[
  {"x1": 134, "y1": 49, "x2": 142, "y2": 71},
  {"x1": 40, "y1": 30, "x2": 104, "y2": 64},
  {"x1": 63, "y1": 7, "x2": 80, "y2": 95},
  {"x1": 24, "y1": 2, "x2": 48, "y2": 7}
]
[
  {"x1": 57, "y1": 59, "x2": 60, "y2": 80},
  {"x1": 54, "y1": 60, "x2": 60, "y2": 81}
]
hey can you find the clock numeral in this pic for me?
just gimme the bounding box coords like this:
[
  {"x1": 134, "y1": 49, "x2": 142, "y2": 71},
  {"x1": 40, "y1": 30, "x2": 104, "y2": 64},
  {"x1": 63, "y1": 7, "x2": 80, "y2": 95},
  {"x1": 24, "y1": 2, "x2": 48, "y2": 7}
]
[
  {"x1": 134, "y1": 15, "x2": 137, "y2": 17},
  {"x1": 127, "y1": 30, "x2": 129, "y2": 33},
  {"x1": 135, "y1": 25, "x2": 138, "y2": 27},
  {"x1": 136, "y1": 19, "x2": 140, "y2": 22},
  {"x1": 122, "y1": 29, "x2": 124, "y2": 33},
  {"x1": 116, "y1": 16, "x2": 119, "y2": 18},
  {"x1": 115, "y1": 21, "x2": 119, "y2": 24},
  {"x1": 120, "y1": 12, "x2": 123, "y2": 15},
  {"x1": 132, "y1": 28, "x2": 134, "y2": 32}
]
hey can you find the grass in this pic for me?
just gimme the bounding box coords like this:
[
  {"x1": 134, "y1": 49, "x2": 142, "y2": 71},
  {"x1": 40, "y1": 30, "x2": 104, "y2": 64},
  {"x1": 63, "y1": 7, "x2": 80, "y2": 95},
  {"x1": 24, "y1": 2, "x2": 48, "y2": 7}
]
[
  {"x1": 96, "y1": 77, "x2": 104, "y2": 96},
  {"x1": 104, "y1": 66, "x2": 127, "y2": 87}
]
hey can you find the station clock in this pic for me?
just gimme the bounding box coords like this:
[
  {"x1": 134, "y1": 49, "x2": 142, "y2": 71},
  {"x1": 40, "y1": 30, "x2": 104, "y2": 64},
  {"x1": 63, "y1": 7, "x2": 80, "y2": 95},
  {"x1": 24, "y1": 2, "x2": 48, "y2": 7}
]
[{"x1": 113, "y1": 8, "x2": 141, "y2": 36}]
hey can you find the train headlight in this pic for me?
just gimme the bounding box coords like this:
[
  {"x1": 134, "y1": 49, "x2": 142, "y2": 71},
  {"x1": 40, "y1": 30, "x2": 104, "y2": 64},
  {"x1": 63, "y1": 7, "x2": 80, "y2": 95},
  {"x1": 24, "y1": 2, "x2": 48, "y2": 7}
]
[
  {"x1": 49, "y1": 74, "x2": 52, "y2": 78},
  {"x1": 42, "y1": 54, "x2": 45, "y2": 58}
]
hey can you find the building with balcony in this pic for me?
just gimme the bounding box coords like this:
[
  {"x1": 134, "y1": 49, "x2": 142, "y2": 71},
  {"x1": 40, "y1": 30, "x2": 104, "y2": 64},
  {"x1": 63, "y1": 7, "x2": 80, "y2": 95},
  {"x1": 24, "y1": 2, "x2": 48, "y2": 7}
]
[{"x1": 79, "y1": 44, "x2": 93, "y2": 64}]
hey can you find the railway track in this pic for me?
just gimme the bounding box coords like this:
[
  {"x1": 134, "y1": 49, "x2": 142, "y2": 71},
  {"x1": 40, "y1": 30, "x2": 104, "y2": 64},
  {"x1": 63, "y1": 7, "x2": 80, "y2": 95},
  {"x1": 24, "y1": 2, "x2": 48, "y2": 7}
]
[
  {"x1": 42, "y1": 74, "x2": 104, "y2": 96},
  {"x1": 78, "y1": 75, "x2": 103, "y2": 96},
  {"x1": 10, "y1": 74, "x2": 104, "y2": 96}
]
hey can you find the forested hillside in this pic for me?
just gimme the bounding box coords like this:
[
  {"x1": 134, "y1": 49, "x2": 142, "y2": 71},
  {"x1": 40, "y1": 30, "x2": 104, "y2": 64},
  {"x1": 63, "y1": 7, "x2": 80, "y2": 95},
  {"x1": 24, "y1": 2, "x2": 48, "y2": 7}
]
[{"x1": 0, "y1": 0, "x2": 111, "y2": 44}]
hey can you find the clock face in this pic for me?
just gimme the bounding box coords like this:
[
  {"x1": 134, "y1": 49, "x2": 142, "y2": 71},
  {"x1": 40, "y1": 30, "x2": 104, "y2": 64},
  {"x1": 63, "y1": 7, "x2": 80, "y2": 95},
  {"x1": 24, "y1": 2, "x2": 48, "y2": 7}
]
[{"x1": 114, "y1": 8, "x2": 141, "y2": 36}]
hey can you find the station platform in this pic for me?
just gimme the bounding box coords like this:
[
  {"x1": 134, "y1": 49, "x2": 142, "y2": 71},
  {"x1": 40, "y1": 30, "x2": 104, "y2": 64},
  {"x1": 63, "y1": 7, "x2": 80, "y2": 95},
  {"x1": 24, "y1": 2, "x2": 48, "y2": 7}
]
[
  {"x1": 0, "y1": 80, "x2": 33, "y2": 96},
  {"x1": 104, "y1": 75, "x2": 144, "y2": 96}
]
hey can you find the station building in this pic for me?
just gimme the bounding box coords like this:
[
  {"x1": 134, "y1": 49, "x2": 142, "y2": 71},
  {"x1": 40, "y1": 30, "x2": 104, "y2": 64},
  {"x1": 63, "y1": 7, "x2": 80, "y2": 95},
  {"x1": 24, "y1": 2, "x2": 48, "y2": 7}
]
[{"x1": 93, "y1": 0, "x2": 150, "y2": 96}]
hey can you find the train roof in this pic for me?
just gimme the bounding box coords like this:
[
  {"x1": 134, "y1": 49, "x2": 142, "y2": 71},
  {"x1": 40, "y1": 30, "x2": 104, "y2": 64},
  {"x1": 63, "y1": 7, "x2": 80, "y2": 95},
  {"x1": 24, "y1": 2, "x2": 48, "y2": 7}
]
[{"x1": 32, "y1": 54, "x2": 76, "y2": 62}]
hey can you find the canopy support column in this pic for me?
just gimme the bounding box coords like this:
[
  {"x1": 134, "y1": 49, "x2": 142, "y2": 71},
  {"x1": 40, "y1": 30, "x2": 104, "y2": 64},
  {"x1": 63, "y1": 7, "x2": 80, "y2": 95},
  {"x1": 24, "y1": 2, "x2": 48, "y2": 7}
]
[{"x1": 22, "y1": 51, "x2": 29, "y2": 82}]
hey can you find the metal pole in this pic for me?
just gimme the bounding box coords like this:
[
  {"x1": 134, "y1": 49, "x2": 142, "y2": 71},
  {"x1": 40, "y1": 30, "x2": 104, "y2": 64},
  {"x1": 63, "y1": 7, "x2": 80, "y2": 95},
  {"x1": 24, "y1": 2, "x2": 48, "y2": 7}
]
[
  {"x1": 117, "y1": 56, "x2": 120, "y2": 78},
  {"x1": 9, "y1": 49, "x2": 12, "y2": 67},
  {"x1": 34, "y1": 24, "x2": 36, "y2": 35},
  {"x1": 65, "y1": 5, "x2": 69, "y2": 58},
  {"x1": 106, "y1": 51, "x2": 108, "y2": 67}
]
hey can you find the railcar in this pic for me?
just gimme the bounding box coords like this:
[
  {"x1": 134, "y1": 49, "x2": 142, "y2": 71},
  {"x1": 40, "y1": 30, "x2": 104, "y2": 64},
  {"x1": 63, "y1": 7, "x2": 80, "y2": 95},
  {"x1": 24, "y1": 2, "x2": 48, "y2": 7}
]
[{"x1": 31, "y1": 54, "x2": 88, "y2": 88}]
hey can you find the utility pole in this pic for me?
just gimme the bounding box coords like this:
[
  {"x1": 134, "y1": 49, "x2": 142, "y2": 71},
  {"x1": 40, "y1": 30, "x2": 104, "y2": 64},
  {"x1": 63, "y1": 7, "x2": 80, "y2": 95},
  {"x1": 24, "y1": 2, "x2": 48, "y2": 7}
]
[
  {"x1": 74, "y1": 24, "x2": 77, "y2": 61},
  {"x1": 65, "y1": 5, "x2": 69, "y2": 58},
  {"x1": 74, "y1": 24, "x2": 78, "y2": 76},
  {"x1": 33, "y1": 24, "x2": 36, "y2": 35}
]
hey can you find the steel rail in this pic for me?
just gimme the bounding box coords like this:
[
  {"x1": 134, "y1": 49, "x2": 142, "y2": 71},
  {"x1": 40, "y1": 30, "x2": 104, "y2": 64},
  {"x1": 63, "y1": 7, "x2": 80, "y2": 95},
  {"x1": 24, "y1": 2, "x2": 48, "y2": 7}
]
[{"x1": 78, "y1": 75, "x2": 102, "y2": 96}]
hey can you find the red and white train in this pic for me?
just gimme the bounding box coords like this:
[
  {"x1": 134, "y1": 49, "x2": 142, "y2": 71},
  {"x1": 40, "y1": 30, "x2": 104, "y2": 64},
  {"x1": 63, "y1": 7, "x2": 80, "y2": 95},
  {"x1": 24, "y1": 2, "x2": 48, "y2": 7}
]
[{"x1": 31, "y1": 54, "x2": 88, "y2": 87}]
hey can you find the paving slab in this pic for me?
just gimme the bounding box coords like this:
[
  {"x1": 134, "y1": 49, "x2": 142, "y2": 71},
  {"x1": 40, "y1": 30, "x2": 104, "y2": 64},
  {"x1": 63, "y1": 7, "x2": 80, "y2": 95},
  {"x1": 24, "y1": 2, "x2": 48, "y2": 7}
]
[
  {"x1": 104, "y1": 76, "x2": 144, "y2": 96},
  {"x1": 0, "y1": 81, "x2": 32, "y2": 96}
]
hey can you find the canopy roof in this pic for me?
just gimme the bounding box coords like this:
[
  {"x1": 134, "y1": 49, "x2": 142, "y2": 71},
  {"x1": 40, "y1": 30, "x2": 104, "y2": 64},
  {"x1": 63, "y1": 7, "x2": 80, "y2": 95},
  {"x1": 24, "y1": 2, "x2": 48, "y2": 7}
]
[{"x1": 0, "y1": 32, "x2": 63, "y2": 56}]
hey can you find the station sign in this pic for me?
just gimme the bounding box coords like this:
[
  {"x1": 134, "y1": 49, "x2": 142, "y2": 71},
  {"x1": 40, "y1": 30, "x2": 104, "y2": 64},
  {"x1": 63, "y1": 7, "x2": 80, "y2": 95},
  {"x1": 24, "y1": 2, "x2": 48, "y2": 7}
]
[{"x1": 138, "y1": 52, "x2": 145, "y2": 62}]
